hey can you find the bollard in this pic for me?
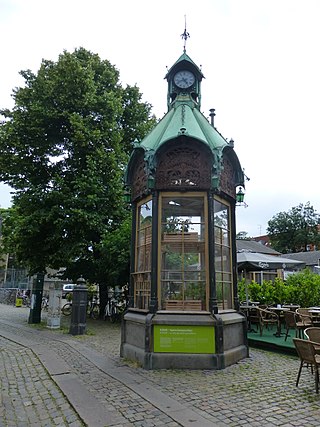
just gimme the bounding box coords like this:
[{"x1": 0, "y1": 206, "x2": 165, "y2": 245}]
[
  {"x1": 47, "y1": 283, "x2": 62, "y2": 329},
  {"x1": 69, "y1": 278, "x2": 87, "y2": 335},
  {"x1": 28, "y1": 273, "x2": 44, "y2": 324}
]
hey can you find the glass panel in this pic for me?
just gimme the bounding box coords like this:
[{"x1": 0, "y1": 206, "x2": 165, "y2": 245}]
[
  {"x1": 214, "y1": 198, "x2": 233, "y2": 310},
  {"x1": 133, "y1": 199, "x2": 152, "y2": 309},
  {"x1": 216, "y1": 281, "x2": 232, "y2": 310},
  {"x1": 222, "y1": 246, "x2": 231, "y2": 272},
  {"x1": 160, "y1": 195, "x2": 206, "y2": 311},
  {"x1": 136, "y1": 247, "x2": 145, "y2": 272}
]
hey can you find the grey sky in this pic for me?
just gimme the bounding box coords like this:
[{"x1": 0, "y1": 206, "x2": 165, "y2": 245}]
[{"x1": 1, "y1": 0, "x2": 320, "y2": 237}]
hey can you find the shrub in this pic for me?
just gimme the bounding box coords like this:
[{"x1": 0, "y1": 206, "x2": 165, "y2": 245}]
[{"x1": 238, "y1": 268, "x2": 320, "y2": 308}]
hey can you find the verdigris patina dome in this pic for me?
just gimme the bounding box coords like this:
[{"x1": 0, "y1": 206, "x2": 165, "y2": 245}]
[{"x1": 126, "y1": 51, "x2": 244, "y2": 201}]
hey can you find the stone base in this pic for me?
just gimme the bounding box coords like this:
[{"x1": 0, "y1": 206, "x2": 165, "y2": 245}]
[{"x1": 121, "y1": 309, "x2": 248, "y2": 370}]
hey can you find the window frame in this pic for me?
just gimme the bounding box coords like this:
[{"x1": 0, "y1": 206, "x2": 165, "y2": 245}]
[{"x1": 158, "y1": 192, "x2": 209, "y2": 311}]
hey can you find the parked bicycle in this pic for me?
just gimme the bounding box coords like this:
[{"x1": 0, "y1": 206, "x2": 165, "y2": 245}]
[
  {"x1": 61, "y1": 302, "x2": 72, "y2": 316},
  {"x1": 18, "y1": 290, "x2": 31, "y2": 307},
  {"x1": 41, "y1": 296, "x2": 49, "y2": 311},
  {"x1": 104, "y1": 295, "x2": 127, "y2": 323},
  {"x1": 62, "y1": 297, "x2": 100, "y2": 318},
  {"x1": 87, "y1": 296, "x2": 100, "y2": 319}
]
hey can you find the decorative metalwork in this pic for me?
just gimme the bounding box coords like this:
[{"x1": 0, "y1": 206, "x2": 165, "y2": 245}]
[
  {"x1": 219, "y1": 155, "x2": 236, "y2": 198},
  {"x1": 155, "y1": 142, "x2": 212, "y2": 190},
  {"x1": 132, "y1": 154, "x2": 148, "y2": 200},
  {"x1": 133, "y1": 272, "x2": 150, "y2": 309},
  {"x1": 181, "y1": 105, "x2": 186, "y2": 126},
  {"x1": 181, "y1": 15, "x2": 190, "y2": 53}
]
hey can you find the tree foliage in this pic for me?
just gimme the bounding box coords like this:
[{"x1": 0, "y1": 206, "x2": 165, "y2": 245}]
[
  {"x1": 267, "y1": 202, "x2": 320, "y2": 253},
  {"x1": 0, "y1": 47, "x2": 156, "y2": 279},
  {"x1": 236, "y1": 231, "x2": 251, "y2": 240}
]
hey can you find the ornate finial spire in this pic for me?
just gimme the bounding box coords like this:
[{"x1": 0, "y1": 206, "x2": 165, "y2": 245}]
[{"x1": 181, "y1": 15, "x2": 190, "y2": 53}]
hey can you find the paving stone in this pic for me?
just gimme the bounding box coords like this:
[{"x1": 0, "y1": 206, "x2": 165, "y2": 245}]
[{"x1": 1, "y1": 303, "x2": 320, "y2": 426}]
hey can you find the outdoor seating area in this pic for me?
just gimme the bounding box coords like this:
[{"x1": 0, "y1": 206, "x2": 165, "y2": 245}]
[
  {"x1": 241, "y1": 303, "x2": 320, "y2": 341},
  {"x1": 293, "y1": 338, "x2": 320, "y2": 393},
  {"x1": 244, "y1": 304, "x2": 320, "y2": 393}
]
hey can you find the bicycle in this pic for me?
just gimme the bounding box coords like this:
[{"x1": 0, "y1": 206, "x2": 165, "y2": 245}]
[
  {"x1": 41, "y1": 296, "x2": 49, "y2": 311},
  {"x1": 104, "y1": 296, "x2": 126, "y2": 322},
  {"x1": 104, "y1": 297, "x2": 117, "y2": 322},
  {"x1": 87, "y1": 297, "x2": 100, "y2": 319},
  {"x1": 22, "y1": 295, "x2": 31, "y2": 307},
  {"x1": 61, "y1": 302, "x2": 72, "y2": 316}
]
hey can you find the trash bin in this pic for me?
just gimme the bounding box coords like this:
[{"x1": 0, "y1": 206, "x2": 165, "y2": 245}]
[{"x1": 15, "y1": 297, "x2": 23, "y2": 307}]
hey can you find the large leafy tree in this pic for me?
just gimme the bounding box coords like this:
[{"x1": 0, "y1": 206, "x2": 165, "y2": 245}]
[
  {"x1": 267, "y1": 202, "x2": 320, "y2": 253},
  {"x1": 0, "y1": 48, "x2": 155, "y2": 285}
]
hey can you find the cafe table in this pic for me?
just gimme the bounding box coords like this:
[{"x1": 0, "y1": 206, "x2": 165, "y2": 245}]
[
  {"x1": 268, "y1": 306, "x2": 290, "y2": 337},
  {"x1": 282, "y1": 304, "x2": 300, "y2": 311},
  {"x1": 308, "y1": 308, "x2": 320, "y2": 326}
]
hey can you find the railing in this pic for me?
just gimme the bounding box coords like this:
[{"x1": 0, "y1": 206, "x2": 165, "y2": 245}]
[
  {"x1": 0, "y1": 268, "x2": 30, "y2": 289},
  {"x1": 0, "y1": 288, "x2": 19, "y2": 305}
]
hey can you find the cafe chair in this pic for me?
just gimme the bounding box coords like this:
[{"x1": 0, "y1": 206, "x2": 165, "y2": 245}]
[
  {"x1": 246, "y1": 306, "x2": 260, "y2": 331},
  {"x1": 293, "y1": 338, "x2": 320, "y2": 393},
  {"x1": 257, "y1": 307, "x2": 278, "y2": 336},
  {"x1": 284, "y1": 310, "x2": 300, "y2": 341},
  {"x1": 304, "y1": 327, "x2": 320, "y2": 354},
  {"x1": 296, "y1": 308, "x2": 313, "y2": 328}
]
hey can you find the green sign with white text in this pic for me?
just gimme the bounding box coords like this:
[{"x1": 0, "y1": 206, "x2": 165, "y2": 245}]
[{"x1": 153, "y1": 325, "x2": 215, "y2": 353}]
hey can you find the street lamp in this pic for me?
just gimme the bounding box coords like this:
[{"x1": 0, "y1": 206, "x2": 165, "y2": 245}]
[{"x1": 236, "y1": 187, "x2": 245, "y2": 204}]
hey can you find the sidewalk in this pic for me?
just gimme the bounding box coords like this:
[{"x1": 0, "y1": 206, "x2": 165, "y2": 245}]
[{"x1": 0, "y1": 303, "x2": 319, "y2": 427}]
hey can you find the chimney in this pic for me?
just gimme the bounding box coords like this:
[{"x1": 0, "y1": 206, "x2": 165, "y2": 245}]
[{"x1": 209, "y1": 108, "x2": 215, "y2": 127}]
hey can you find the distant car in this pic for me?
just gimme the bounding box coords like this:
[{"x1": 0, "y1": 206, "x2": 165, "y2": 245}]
[{"x1": 62, "y1": 284, "x2": 76, "y2": 299}]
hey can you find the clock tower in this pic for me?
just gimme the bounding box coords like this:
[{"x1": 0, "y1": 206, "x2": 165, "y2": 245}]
[
  {"x1": 165, "y1": 51, "x2": 204, "y2": 110},
  {"x1": 121, "y1": 40, "x2": 248, "y2": 370}
]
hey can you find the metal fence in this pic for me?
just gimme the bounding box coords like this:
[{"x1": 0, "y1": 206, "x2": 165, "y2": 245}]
[
  {"x1": 0, "y1": 268, "x2": 31, "y2": 289},
  {"x1": 0, "y1": 288, "x2": 19, "y2": 305}
]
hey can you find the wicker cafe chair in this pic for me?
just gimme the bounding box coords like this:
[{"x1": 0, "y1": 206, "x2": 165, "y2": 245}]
[
  {"x1": 257, "y1": 307, "x2": 278, "y2": 336},
  {"x1": 247, "y1": 306, "x2": 260, "y2": 331},
  {"x1": 304, "y1": 327, "x2": 320, "y2": 354},
  {"x1": 296, "y1": 308, "x2": 313, "y2": 328},
  {"x1": 293, "y1": 338, "x2": 320, "y2": 393},
  {"x1": 284, "y1": 310, "x2": 300, "y2": 341}
]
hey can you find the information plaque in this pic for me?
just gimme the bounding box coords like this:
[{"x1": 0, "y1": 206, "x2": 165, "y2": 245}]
[{"x1": 154, "y1": 325, "x2": 215, "y2": 353}]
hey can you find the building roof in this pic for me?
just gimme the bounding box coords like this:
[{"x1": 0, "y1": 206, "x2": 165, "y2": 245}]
[
  {"x1": 236, "y1": 239, "x2": 280, "y2": 255},
  {"x1": 139, "y1": 98, "x2": 228, "y2": 155},
  {"x1": 165, "y1": 51, "x2": 204, "y2": 80},
  {"x1": 279, "y1": 251, "x2": 320, "y2": 266}
]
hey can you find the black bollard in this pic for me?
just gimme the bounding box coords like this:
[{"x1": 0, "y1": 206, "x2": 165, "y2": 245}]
[
  {"x1": 28, "y1": 273, "x2": 44, "y2": 324},
  {"x1": 69, "y1": 277, "x2": 87, "y2": 335}
]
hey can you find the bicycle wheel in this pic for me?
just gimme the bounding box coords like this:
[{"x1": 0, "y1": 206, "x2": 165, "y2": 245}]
[
  {"x1": 62, "y1": 303, "x2": 72, "y2": 316},
  {"x1": 91, "y1": 304, "x2": 100, "y2": 319},
  {"x1": 104, "y1": 303, "x2": 109, "y2": 320},
  {"x1": 86, "y1": 304, "x2": 91, "y2": 315},
  {"x1": 41, "y1": 298, "x2": 49, "y2": 311},
  {"x1": 110, "y1": 305, "x2": 117, "y2": 323}
]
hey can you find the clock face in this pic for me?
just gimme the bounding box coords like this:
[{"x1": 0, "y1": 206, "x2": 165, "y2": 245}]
[{"x1": 174, "y1": 70, "x2": 195, "y2": 89}]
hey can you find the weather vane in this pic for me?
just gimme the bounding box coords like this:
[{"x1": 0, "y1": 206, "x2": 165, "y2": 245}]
[{"x1": 181, "y1": 15, "x2": 190, "y2": 52}]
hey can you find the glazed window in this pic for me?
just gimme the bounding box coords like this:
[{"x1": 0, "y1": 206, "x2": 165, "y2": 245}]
[
  {"x1": 160, "y1": 194, "x2": 207, "y2": 311},
  {"x1": 214, "y1": 198, "x2": 232, "y2": 310},
  {"x1": 133, "y1": 198, "x2": 152, "y2": 309}
]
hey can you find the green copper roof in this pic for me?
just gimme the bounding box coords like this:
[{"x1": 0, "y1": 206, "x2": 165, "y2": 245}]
[
  {"x1": 138, "y1": 95, "x2": 228, "y2": 155},
  {"x1": 165, "y1": 52, "x2": 204, "y2": 79}
]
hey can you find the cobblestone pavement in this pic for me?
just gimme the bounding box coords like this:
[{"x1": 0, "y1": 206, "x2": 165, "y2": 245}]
[{"x1": 1, "y1": 303, "x2": 320, "y2": 426}]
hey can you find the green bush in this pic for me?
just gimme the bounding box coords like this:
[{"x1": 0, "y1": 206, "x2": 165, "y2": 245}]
[
  {"x1": 238, "y1": 268, "x2": 320, "y2": 307},
  {"x1": 285, "y1": 269, "x2": 320, "y2": 307}
]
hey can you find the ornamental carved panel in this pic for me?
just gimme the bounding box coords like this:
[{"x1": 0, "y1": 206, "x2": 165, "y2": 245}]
[
  {"x1": 220, "y1": 155, "x2": 236, "y2": 198},
  {"x1": 132, "y1": 154, "x2": 148, "y2": 200},
  {"x1": 155, "y1": 142, "x2": 212, "y2": 190}
]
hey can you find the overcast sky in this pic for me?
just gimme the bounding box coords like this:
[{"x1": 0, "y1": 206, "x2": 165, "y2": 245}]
[{"x1": 1, "y1": 0, "x2": 320, "y2": 237}]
